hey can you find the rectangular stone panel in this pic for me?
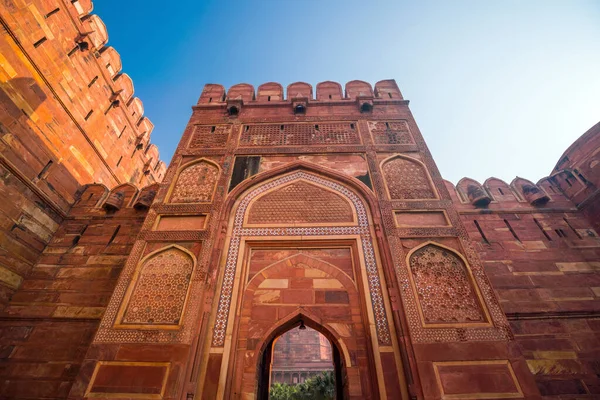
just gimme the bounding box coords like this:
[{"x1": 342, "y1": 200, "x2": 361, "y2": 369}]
[
  {"x1": 433, "y1": 360, "x2": 523, "y2": 399},
  {"x1": 394, "y1": 210, "x2": 449, "y2": 227},
  {"x1": 154, "y1": 215, "x2": 207, "y2": 231},
  {"x1": 240, "y1": 122, "x2": 361, "y2": 146},
  {"x1": 85, "y1": 361, "x2": 169, "y2": 398}
]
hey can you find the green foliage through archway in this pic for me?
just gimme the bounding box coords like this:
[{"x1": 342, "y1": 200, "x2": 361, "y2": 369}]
[{"x1": 269, "y1": 371, "x2": 335, "y2": 400}]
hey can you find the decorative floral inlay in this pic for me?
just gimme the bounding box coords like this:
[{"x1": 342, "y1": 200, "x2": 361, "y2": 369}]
[
  {"x1": 120, "y1": 247, "x2": 193, "y2": 326},
  {"x1": 409, "y1": 244, "x2": 486, "y2": 325},
  {"x1": 170, "y1": 161, "x2": 219, "y2": 203}
]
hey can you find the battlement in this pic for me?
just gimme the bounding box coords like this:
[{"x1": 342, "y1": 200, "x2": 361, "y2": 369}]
[
  {"x1": 446, "y1": 172, "x2": 593, "y2": 211},
  {"x1": 71, "y1": 182, "x2": 160, "y2": 213},
  {"x1": 451, "y1": 122, "x2": 599, "y2": 211},
  {"x1": 196, "y1": 79, "x2": 404, "y2": 105}
]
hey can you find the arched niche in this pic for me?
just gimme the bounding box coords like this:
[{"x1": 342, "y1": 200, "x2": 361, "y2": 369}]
[
  {"x1": 406, "y1": 241, "x2": 491, "y2": 327},
  {"x1": 380, "y1": 155, "x2": 438, "y2": 200},
  {"x1": 115, "y1": 245, "x2": 196, "y2": 329},
  {"x1": 167, "y1": 158, "x2": 220, "y2": 203}
]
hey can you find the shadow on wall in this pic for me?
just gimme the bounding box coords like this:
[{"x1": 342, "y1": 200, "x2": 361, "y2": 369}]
[{"x1": 0, "y1": 77, "x2": 47, "y2": 118}]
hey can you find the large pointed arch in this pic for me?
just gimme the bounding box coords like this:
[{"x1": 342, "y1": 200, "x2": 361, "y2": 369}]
[
  {"x1": 202, "y1": 160, "x2": 410, "y2": 400},
  {"x1": 254, "y1": 309, "x2": 352, "y2": 400}
]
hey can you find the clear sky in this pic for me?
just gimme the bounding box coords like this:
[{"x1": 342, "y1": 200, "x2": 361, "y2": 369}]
[{"x1": 93, "y1": 0, "x2": 600, "y2": 184}]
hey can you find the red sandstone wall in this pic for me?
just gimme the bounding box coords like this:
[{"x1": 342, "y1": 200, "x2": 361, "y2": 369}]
[
  {"x1": 0, "y1": 0, "x2": 165, "y2": 303},
  {"x1": 66, "y1": 80, "x2": 540, "y2": 400},
  {"x1": 448, "y1": 172, "x2": 600, "y2": 398},
  {"x1": 0, "y1": 183, "x2": 152, "y2": 398}
]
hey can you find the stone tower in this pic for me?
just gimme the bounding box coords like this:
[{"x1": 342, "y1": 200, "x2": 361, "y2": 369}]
[{"x1": 68, "y1": 80, "x2": 542, "y2": 399}]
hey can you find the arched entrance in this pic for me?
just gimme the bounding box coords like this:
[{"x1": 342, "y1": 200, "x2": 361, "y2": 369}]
[
  {"x1": 197, "y1": 166, "x2": 409, "y2": 400},
  {"x1": 256, "y1": 314, "x2": 347, "y2": 400}
]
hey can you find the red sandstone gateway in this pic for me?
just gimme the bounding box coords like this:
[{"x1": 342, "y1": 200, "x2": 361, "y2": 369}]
[{"x1": 1, "y1": 1, "x2": 600, "y2": 398}]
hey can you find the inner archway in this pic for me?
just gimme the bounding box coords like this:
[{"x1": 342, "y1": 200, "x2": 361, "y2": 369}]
[{"x1": 257, "y1": 319, "x2": 346, "y2": 400}]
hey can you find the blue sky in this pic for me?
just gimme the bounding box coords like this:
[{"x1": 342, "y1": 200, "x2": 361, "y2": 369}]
[{"x1": 94, "y1": 0, "x2": 600, "y2": 184}]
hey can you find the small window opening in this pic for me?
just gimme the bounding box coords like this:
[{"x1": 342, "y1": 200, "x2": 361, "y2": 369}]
[
  {"x1": 106, "y1": 225, "x2": 121, "y2": 246},
  {"x1": 564, "y1": 217, "x2": 583, "y2": 239},
  {"x1": 244, "y1": 125, "x2": 249, "y2": 132},
  {"x1": 576, "y1": 172, "x2": 589, "y2": 185},
  {"x1": 87, "y1": 193, "x2": 94, "y2": 201},
  {"x1": 565, "y1": 178, "x2": 572, "y2": 187},
  {"x1": 385, "y1": 122, "x2": 390, "y2": 129},
  {"x1": 498, "y1": 188, "x2": 504, "y2": 195},
  {"x1": 44, "y1": 8, "x2": 60, "y2": 18},
  {"x1": 315, "y1": 124, "x2": 320, "y2": 131},
  {"x1": 88, "y1": 76, "x2": 98, "y2": 87},
  {"x1": 328, "y1": 94, "x2": 332, "y2": 99},
  {"x1": 350, "y1": 123, "x2": 355, "y2": 129},
  {"x1": 533, "y1": 218, "x2": 552, "y2": 241},
  {"x1": 37, "y1": 160, "x2": 53, "y2": 179},
  {"x1": 76, "y1": 41, "x2": 89, "y2": 51},
  {"x1": 208, "y1": 97, "x2": 212, "y2": 103},
  {"x1": 267, "y1": 96, "x2": 271, "y2": 101},
  {"x1": 280, "y1": 125, "x2": 284, "y2": 131},
  {"x1": 72, "y1": 224, "x2": 88, "y2": 246},
  {"x1": 504, "y1": 219, "x2": 520, "y2": 242},
  {"x1": 116, "y1": 156, "x2": 123, "y2": 167},
  {"x1": 211, "y1": 126, "x2": 216, "y2": 133},
  {"x1": 549, "y1": 185, "x2": 556, "y2": 193},
  {"x1": 388, "y1": 92, "x2": 393, "y2": 98},
  {"x1": 33, "y1": 37, "x2": 47, "y2": 48},
  {"x1": 555, "y1": 228, "x2": 568, "y2": 238},
  {"x1": 84, "y1": 110, "x2": 93, "y2": 120},
  {"x1": 474, "y1": 220, "x2": 489, "y2": 244}
]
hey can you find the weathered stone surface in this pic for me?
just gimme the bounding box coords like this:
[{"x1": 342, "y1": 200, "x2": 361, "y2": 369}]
[{"x1": 1, "y1": 8, "x2": 599, "y2": 397}]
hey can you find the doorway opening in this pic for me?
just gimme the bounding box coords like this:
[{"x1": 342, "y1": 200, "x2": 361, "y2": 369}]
[{"x1": 257, "y1": 320, "x2": 346, "y2": 400}]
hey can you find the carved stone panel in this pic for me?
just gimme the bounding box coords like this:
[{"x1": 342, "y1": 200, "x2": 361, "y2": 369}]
[
  {"x1": 170, "y1": 160, "x2": 219, "y2": 203},
  {"x1": 368, "y1": 121, "x2": 414, "y2": 145},
  {"x1": 408, "y1": 243, "x2": 488, "y2": 326},
  {"x1": 382, "y1": 156, "x2": 436, "y2": 200},
  {"x1": 246, "y1": 180, "x2": 355, "y2": 225},
  {"x1": 119, "y1": 247, "x2": 194, "y2": 327}
]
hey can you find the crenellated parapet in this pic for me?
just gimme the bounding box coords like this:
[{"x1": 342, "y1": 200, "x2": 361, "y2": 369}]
[
  {"x1": 71, "y1": 182, "x2": 159, "y2": 214},
  {"x1": 450, "y1": 121, "x2": 600, "y2": 230},
  {"x1": 448, "y1": 175, "x2": 572, "y2": 210},
  {"x1": 195, "y1": 80, "x2": 405, "y2": 115}
]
